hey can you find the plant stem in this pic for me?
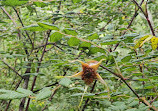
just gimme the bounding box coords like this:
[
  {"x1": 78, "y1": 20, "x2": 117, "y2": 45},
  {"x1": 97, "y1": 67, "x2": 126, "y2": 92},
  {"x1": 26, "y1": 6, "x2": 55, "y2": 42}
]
[
  {"x1": 132, "y1": 0, "x2": 155, "y2": 36},
  {"x1": 113, "y1": 0, "x2": 144, "y2": 51}
]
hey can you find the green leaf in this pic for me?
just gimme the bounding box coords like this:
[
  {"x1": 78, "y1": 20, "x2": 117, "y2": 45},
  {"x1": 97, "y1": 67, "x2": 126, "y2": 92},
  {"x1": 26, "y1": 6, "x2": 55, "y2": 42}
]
[
  {"x1": 128, "y1": 101, "x2": 139, "y2": 107},
  {"x1": 121, "y1": 55, "x2": 132, "y2": 62},
  {"x1": 1, "y1": 0, "x2": 28, "y2": 6},
  {"x1": 79, "y1": 42, "x2": 91, "y2": 48},
  {"x1": 93, "y1": 55, "x2": 106, "y2": 61},
  {"x1": 33, "y1": 1, "x2": 48, "y2": 7},
  {"x1": 144, "y1": 85, "x2": 154, "y2": 89},
  {"x1": 17, "y1": 88, "x2": 33, "y2": 96},
  {"x1": 89, "y1": 47, "x2": 105, "y2": 54},
  {"x1": 71, "y1": 93, "x2": 95, "y2": 98},
  {"x1": 0, "y1": 89, "x2": 27, "y2": 100},
  {"x1": 59, "y1": 77, "x2": 72, "y2": 87},
  {"x1": 36, "y1": 87, "x2": 52, "y2": 100},
  {"x1": 50, "y1": 32, "x2": 63, "y2": 42},
  {"x1": 12, "y1": 54, "x2": 26, "y2": 57},
  {"x1": 67, "y1": 37, "x2": 80, "y2": 46},
  {"x1": 124, "y1": 67, "x2": 136, "y2": 72},
  {"x1": 0, "y1": 92, "x2": 26, "y2": 100},
  {"x1": 0, "y1": 89, "x2": 12, "y2": 93},
  {"x1": 101, "y1": 40, "x2": 119, "y2": 45},
  {"x1": 63, "y1": 29, "x2": 78, "y2": 36},
  {"x1": 126, "y1": 108, "x2": 138, "y2": 111},
  {"x1": 38, "y1": 22, "x2": 59, "y2": 31},
  {"x1": 72, "y1": 0, "x2": 82, "y2": 3},
  {"x1": 69, "y1": 87, "x2": 85, "y2": 91},
  {"x1": 132, "y1": 73, "x2": 143, "y2": 76},
  {"x1": 87, "y1": 33, "x2": 99, "y2": 40},
  {"x1": 146, "y1": 92, "x2": 157, "y2": 96},
  {"x1": 136, "y1": 78, "x2": 148, "y2": 81},
  {"x1": 22, "y1": 25, "x2": 46, "y2": 31},
  {"x1": 149, "y1": 76, "x2": 158, "y2": 79},
  {"x1": 22, "y1": 73, "x2": 44, "y2": 76}
]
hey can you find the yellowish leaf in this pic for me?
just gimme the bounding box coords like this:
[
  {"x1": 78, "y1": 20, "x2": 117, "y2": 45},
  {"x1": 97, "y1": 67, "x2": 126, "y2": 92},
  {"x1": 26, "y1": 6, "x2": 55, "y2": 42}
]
[
  {"x1": 151, "y1": 36, "x2": 158, "y2": 50},
  {"x1": 134, "y1": 35, "x2": 153, "y2": 49}
]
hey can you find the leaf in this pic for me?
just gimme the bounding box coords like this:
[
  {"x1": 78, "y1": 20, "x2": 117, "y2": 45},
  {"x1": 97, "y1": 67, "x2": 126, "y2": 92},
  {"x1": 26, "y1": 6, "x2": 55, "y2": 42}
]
[
  {"x1": 22, "y1": 73, "x2": 44, "y2": 76},
  {"x1": 134, "y1": 35, "x2": 153, "y2": 49},
  {"x1": 50, "y1": 32, "x2": 63, "y2": 42},
  {"x1": 93, "y1": 55, "x2": 107, "y2": 61},
  {"x1": 150, "y1": 36, "x2": 158, "y2": 50},
  {"x1": 63, "y1": 29, "x2": 78, "y2": 36},
  {"x1": 0, "y1": 89, "x2": 27, "y2": 100},
  {"x1": 101, "y1": 40, "x2": 119, "y2": 45},
  {"x1": 149, "y1": 76, "x2": 158, "y2": 79},
  {"x1": 71, "y1": 93, "x2": 95, "y2": 98},
  {"x1": 136, "y1": 78, "x2": 148, "y2": 81},
  {"x1": 70, "y1": 93, "x2": 83, "y2": 97},
  {"x1": 36, "y1": 87, "x2": 52, "y2": 100},
  {"x1": 89, "y1": 47, "x2": 105, "y2": 54},
  {"x1": 128, "y1": 101, "x2": 139, "y2": 107},
  {"x1": 121, "y1": 55, "x2": 132, "y2": 62},
  {"x1": 38, "y1": 22, "x2": 59, "y2": 31},
  {"x1": 67, "y1": 37, "x2": 80, "y2": 46},
  {"x1": 1, "y1": 0, "x2": 28, "y2": 6},
  {"x1": 132, "y1": 73, "x2": 143, "y2": 76},
  {"x1": 72, "y1": 0, "x2": 82, "y2": 3},
  {"x1": 87, "y1": 33, "x2": 99, "y2": 40},
  {"x1": 12, "y1": 54, "x2": 26, "y2": 57},
  {"x1": 59, "y1": 77, "x2": 72, "y2": 87},
  {"x1": 146, "y1": 92, "x2": 157, "y2": 96},
  {"x1": 0, "y1": 92, "x2": 26, "y2": 100},
  {"x1": 22, "y1": 25, "x2": 46, "y2": 31},
  {"x1": 17, "y1": 88, "x2": 33, "y2": 96},
  {"x1": 144, "y1": 85, "x2": 154, "y2": 89},
  {"x1": 69, "y1": 87, "x2": 85, "y2": 91},
  {"x1": 33, "y1": 1, "x2": 48, "y2": 7},
  {"x1": 0, "y1": 89, "x2": 12, "y2": 93},
  {"x1": 79, "y1": 42, "x2": 91, "y2": 48},
  {"x1": 122, "y1": 33, "x2": 138, "y2": 43}
]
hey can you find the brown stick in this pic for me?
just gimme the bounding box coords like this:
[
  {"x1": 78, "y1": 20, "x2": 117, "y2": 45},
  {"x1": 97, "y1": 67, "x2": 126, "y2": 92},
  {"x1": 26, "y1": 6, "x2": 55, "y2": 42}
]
[
  {"x1": 100, "y1": 65, "x2": 158, "y2": 111},
  {"x1": 113, "y1": 0, "x2": 145, "y2": 51}
]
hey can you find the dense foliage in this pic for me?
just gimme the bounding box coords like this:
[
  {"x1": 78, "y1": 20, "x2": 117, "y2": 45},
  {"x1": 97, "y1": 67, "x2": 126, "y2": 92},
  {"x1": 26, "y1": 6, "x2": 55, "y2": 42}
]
[{"x1": 0, "y1": 0, "x2": 158, "y2": 111}]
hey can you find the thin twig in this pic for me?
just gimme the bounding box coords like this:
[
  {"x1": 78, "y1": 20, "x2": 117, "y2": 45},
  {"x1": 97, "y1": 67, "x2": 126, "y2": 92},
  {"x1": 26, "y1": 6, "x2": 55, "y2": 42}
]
[
  {"x1": 82, "y1": 80, "x2": 97, "y2": 111},
  {"x1": 150, "y1": 96, "x2": 158, "y2": 104},
  {"x1": 113, "y1": 0, "x2": 144, "y2": 51},
  {"x1": 100, "y1": 65, "x2": 158, "y2": 111},
  {"x1": 0, "y1": 59, "x2": 23, "y2": 78},
  {"x1": 25, "y1": 30, "x2": 51, "y2": 111},
  {"x1": 132, "y1": 0, "x2": 155, "y2": 36},
  {"x1": 41, "y1": 67, "x2": 68, "y2": 111},
  {"x1": 13, "y1": 7, "x2": 34, "y2": 49},
  {"x1": 1, "y1": 7, "x2": 17, "y2": 26},
  {"x1": 5, "y1": 79, "x2": 22, "y2": 111}
]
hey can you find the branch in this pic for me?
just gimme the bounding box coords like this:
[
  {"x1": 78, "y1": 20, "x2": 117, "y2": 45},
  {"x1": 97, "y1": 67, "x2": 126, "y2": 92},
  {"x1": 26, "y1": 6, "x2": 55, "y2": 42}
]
[
  {"x1": 5, "y1": 79, "x2": 22, "y2": 111},
  {"x1": 100, "y1": 65, "x2": 158, "y2": 111},
  {"x1": 1, "y1": 7, "x2": 17, "y2": 26},
  {"x1": 35, "y1": 42, "x2": 63, "y2": 51},
  {"x1": 1, "y1": 6, "x2": 21, "y2": 39},
  {"x1": 0, "y1": 59, "x2": 23, "y2": 78},
  {"x1": 41, "y1": 67, "x2": 68, "y2": 110},
  {"x1": 132, "y1": 0, "x2": 155, "y2": 36},
  {"x1": 25, "y1": 30, "x2": 51, "y2": 111},
  {"x1": 113, "y1": 0, "x2": 144, "y2": 51},
  {"x1": 150, "y1": 96, "x2": 158, "y2": 104},
  {"x1": 13, "y1": 7, "x2": 34, "y2": 49},
  {"x1": 82, "y1": 80, "x2": 97, "y2": 110},
  {"x1": 100, "y1": 17, "x2": 115, "y2": 31}
]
